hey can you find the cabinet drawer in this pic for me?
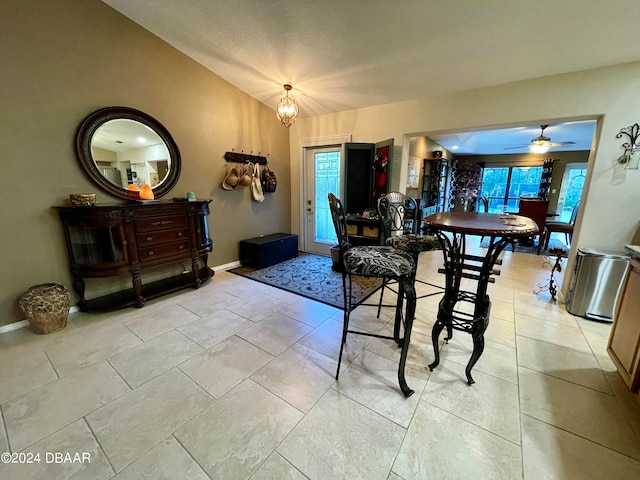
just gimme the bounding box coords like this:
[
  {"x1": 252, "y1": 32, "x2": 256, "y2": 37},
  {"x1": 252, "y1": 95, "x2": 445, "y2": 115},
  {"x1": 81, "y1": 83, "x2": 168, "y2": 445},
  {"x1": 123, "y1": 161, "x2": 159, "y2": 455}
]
[
  {"x1": 137, "y1": 228, "x2": 189, "y2": 247},
  {"x1": 136, "y1": 215, "x2": 187, "y2": 233},
  {"x1": 363, "y1": 226, "x2": 379, "y2": 238},
  {"x1": 139, "y1": 240, "x2": 190, "y2": 263}
]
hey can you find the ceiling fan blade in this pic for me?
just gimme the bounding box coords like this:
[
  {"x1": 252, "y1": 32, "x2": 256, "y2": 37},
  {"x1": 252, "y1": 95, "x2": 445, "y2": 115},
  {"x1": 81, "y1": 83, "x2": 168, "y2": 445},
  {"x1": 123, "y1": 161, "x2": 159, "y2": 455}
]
[
  {"x1": 553, "y1": 141, "x2": 576, "y2": 146},
  {"x1": 504, "y1": 145, "x2": 530, "y2": 150}
]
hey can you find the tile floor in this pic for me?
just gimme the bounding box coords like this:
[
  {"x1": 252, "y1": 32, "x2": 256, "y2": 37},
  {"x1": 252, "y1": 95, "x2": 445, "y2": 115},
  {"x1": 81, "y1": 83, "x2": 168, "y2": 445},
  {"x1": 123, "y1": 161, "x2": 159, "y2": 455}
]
[{"x1": 1, "y1": 240, "x2": 640, "y2": 479}]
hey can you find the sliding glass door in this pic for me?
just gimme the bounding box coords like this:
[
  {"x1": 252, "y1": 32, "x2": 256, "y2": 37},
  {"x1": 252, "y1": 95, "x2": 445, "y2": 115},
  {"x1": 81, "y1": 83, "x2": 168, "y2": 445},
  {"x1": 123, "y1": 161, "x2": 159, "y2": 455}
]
[{"x1": 480, "y1": 166, "x2": 543, "y2": 212}]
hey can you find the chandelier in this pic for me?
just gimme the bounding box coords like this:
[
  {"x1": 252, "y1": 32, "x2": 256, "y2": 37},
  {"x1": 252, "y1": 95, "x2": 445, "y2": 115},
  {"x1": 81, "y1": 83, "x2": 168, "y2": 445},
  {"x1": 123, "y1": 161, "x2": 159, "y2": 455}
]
[{"x1": 276, "y1": 84, "x2": 299, "y2": 128}]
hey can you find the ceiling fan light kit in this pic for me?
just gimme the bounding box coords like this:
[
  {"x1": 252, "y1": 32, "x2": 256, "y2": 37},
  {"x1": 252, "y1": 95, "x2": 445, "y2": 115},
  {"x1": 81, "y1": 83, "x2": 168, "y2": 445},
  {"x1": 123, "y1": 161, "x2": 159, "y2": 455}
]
[
  {"x1": 529, "y1": 143, "x2": 551, "y2": 154},
  {"x1": 505, "y1": 124, "x2": 576, "y2": 152},
  {"x1": 276, "y1": 84, "x2": 299, "y2": 128}
]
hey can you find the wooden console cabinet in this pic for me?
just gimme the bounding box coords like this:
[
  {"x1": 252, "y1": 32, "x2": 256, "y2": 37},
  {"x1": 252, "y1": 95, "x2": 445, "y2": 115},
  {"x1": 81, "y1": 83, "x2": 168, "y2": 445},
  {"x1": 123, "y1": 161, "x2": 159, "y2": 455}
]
[{"x1": 56, "y1": 200, "x2": 213, "y2": 311}]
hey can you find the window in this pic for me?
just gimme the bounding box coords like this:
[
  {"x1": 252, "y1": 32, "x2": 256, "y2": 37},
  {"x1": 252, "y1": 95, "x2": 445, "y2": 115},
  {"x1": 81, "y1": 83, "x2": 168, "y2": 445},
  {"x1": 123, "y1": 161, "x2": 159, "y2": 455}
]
[{"x1": 480, "y1": 166, "x2": 543, "y2": 212}]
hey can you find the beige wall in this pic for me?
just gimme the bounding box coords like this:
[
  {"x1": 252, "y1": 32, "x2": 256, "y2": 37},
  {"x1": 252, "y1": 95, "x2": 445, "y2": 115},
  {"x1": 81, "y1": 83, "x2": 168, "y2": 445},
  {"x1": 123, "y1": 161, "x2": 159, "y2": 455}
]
[
  {"x1": 289, "y1": 62, "x2": 640, "y2": 297},
  {"x1": 0, "y1": 0, "x2": 291, "y2": 326},
  {"x1": 406, "y1": 136, "x2": 453, "y2": 201}
]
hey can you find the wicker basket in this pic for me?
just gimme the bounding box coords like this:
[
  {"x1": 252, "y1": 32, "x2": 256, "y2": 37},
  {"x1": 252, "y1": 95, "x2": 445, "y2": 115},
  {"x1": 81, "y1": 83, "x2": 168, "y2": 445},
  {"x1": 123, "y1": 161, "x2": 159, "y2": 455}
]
[{"x1": 19, "y1": 283, "x2": 71, "y2": 334}]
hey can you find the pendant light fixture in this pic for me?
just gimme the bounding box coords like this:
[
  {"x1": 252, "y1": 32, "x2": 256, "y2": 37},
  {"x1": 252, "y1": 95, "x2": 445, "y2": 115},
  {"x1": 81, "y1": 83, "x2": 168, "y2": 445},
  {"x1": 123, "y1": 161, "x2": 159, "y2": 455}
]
[{"x1": 276, "y1": 84, "x2": 299, "y2": 128}]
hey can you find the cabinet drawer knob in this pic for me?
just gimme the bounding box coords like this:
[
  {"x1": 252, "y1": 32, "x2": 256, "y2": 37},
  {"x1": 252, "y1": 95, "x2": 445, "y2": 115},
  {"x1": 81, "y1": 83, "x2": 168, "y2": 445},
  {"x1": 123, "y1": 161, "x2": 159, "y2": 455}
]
[
  {"x1": 177, "y1": 232, "x2": 183, "y2": 237},
  {"x1": 147, "y1": 251, "x2": 154, "y2": 256},
  {"x1": 178, "y1": 245, "x2": 185, "y2": 250},
  {"x1": 146, "y1": 236, "x2": 153, "y2": 241}
]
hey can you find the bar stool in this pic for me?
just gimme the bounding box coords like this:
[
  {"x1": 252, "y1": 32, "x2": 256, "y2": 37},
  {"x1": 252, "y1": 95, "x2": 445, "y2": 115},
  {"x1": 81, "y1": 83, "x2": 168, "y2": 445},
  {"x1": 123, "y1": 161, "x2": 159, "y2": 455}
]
[
  {"x1": 328, "y1": 193, "x2": 418, "y2": 397},
  {"x1": 376, "y1": 192, "x2": 442, "y2": 318}
]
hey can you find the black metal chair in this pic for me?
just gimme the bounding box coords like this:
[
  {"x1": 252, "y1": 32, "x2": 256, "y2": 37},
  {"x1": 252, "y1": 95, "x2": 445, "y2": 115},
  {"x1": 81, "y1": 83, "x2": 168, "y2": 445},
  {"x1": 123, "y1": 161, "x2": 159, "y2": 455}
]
[
  {"x1": 477, "y1": 196, "x2": 489, "y2": 212},
  {"x1": 477, "y1": 196, "x2": 489, "y2": 244},
  {"x1": 328, "y1": 193, "x2": 417, "y2": 397},
  {"x1": 542, "y1": 200, "x2": 580, "y2": 250},
  {"x1": 376, "y1": 192, "x2": 442, "y2": 318}
]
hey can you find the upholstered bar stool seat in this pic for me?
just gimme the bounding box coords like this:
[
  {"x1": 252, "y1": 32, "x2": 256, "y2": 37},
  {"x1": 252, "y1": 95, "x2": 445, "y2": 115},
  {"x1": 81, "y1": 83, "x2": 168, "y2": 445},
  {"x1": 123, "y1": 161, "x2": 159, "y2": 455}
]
[
  {"x1": 328, "y1": 193, "x2": 418, "y2": 397},
  {"x1": 385, "y1": 234, "x2": 441, "y2": 254},
  {"x1": 344, "y1": 246, "x2": 415, "y2": 278}
]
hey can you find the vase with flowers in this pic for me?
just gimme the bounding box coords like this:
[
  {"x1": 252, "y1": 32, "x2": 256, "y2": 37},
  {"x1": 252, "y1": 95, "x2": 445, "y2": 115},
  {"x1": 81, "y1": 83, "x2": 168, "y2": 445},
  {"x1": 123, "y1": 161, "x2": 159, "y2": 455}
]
[{"x1": 453, "y1": 162, "x2": 483, "y2": 212}]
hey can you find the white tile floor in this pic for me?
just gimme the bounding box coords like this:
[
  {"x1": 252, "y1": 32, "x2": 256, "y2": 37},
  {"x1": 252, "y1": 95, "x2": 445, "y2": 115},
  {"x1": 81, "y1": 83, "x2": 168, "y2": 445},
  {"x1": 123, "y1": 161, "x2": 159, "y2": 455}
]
[{"x1": 1, "y1": 240, "x2": 640, "y2": 479}]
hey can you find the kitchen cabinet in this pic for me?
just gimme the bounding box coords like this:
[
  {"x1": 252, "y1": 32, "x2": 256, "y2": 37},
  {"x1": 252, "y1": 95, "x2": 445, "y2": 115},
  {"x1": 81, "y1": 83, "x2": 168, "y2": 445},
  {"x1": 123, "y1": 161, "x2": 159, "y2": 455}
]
[{"x1": 607, "y1": 254, "x2": 640, "y2": 404}]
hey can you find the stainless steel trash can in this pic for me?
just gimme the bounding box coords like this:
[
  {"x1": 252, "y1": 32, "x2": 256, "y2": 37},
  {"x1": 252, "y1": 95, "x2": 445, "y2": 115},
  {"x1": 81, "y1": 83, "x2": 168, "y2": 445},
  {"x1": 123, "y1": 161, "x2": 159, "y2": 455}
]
[{"x1": 566, "y1": 248, "x2": 630, "y2": 322}]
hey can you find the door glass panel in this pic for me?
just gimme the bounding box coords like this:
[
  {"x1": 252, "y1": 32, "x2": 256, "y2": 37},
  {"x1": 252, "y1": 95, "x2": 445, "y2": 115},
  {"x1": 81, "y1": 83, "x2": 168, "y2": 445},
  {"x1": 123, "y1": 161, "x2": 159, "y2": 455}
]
[
  {"x1": 562, "y1": 168, "x2": 586, "y2": 222},
  {"x1": 314, "y1": 151, "x2": 340, "y2": 244}
]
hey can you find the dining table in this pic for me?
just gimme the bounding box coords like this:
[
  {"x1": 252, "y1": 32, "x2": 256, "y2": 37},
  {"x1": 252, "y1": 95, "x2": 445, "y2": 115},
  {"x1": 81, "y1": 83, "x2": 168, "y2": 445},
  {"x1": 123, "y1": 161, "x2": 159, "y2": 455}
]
[
  {"x1": 423, "y1": 211, "x2": 538, "y2": 384},
  {"x1": 505, "y1": 210, "x2": 559, "y2": 218}
]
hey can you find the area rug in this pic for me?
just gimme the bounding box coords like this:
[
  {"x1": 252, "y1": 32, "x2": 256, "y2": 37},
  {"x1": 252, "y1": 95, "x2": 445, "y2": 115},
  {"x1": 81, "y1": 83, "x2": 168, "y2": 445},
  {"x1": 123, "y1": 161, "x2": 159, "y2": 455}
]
[
  {"x1": 479, "y1": 237, "x2": 568, "y2": 254},
  {"x1": 229, "y1": 254, "x2": 383, "y2": 311}
]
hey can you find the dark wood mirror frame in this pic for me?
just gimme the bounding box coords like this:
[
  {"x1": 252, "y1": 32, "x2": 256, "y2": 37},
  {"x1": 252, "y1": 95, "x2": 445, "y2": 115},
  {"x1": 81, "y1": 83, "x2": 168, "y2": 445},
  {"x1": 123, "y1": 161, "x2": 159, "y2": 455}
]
[{"x1": 75, "y1": 106, "x2": 181, "y2": 201}]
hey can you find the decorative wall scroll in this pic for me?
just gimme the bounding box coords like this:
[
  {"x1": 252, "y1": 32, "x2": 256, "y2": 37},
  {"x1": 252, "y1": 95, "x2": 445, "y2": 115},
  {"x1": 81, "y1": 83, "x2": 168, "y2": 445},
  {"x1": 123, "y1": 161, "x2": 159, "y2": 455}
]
[{"x1": 616, "y1": 123, "x2": 640, "y2": 169}]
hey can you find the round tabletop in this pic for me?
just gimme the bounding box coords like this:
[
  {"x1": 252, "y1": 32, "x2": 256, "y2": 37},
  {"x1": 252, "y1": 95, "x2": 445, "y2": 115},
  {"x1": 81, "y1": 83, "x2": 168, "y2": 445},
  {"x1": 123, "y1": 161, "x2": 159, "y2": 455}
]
[{"x1": 424, "y1": 212, "x2": 538, "y2": 237}]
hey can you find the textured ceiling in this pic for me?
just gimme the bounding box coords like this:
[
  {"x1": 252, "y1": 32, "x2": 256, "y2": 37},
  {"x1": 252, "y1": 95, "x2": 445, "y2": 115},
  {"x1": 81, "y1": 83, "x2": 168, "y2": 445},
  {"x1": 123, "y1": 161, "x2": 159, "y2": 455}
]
[
  {"x1": 102, "y1": 0, "x2": 640, "y2": 119},
  {"x1": 430, "y1": 120, "x2": 598, "y2": 155}
]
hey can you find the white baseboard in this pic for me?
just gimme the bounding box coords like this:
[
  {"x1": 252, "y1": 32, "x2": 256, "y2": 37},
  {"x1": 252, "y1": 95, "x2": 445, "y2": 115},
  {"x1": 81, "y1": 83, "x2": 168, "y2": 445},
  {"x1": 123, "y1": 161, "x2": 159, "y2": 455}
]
[
  {"x1": 214, "y1": 260, "x2": 241, "y2": 271},
  {"x1": 0, "y1": 319, "x2": 29, "y2": 333},
  {"x1": 0, "y1": 305, "x2": 81, "y2": 335},
  {"x1": 1, "y1": 264, "x2": 241, "y2": 335}
]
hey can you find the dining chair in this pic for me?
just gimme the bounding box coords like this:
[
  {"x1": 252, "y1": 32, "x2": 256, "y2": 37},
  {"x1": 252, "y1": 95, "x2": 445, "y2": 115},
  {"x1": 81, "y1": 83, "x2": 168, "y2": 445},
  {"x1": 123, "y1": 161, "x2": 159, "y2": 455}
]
[
  {"x1": 328, "y1": 193, "x2": 418, "y2": 397},
  {"x1": 517, "y1": 197, "x2": 549, "y2": 254},
  {"x1": 477, "y1": 196, "x2": 489, "y2": 213},
  {"x1": 542, "y1": 200, "x2": 580, "y2": 250},
  {"x1": 477, "y1": 196, "x2": 489, "y2": 243},
  {"x1": 376, "y1": 192, "x2": 441, "y2": 318}
]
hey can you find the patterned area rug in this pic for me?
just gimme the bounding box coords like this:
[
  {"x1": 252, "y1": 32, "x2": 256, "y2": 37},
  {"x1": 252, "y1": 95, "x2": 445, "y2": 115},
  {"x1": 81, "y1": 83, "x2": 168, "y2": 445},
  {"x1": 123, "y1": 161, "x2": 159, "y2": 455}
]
[
  {"x1": 479, "y1": 237, "x2": 568, "y2": 254},
  {"x1": 229, "y1": 254, "x2": 383, "y2": 310}
]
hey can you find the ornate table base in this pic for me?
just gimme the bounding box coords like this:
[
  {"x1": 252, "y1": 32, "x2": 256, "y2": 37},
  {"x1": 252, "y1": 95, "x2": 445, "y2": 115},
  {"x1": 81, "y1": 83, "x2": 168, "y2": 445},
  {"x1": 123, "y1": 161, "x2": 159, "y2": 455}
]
[{"x1": 428, "y1": 232, "x2": 513, "y2": 384}]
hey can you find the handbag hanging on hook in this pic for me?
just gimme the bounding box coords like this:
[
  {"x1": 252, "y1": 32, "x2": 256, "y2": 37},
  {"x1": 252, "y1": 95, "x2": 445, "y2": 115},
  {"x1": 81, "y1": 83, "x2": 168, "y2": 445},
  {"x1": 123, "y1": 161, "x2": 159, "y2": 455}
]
[{"x1": 261, "y1": 165, "x2": 277, "y2": 193}]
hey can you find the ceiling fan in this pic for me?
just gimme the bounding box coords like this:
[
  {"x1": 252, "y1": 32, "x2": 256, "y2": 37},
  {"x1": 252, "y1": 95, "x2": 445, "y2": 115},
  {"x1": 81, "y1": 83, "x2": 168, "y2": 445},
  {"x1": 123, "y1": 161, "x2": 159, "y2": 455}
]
[{"x1": 505, "y1": 124, "x2": 576, "y2": 153}]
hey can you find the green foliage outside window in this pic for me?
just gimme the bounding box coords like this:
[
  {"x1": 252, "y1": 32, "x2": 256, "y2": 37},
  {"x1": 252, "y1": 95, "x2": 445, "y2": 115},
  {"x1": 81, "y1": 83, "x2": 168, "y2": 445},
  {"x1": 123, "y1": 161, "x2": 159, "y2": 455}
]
[{"x1": 480, "y1": 166, "x2": 543, "y2": 211}]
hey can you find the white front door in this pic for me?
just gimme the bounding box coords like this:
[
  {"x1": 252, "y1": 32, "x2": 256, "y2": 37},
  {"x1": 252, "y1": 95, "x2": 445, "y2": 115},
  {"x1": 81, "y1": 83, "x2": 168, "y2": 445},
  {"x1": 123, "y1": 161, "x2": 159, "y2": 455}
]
[{"x1": 303, "y1": 146, "x2": 342, "y2": 255}]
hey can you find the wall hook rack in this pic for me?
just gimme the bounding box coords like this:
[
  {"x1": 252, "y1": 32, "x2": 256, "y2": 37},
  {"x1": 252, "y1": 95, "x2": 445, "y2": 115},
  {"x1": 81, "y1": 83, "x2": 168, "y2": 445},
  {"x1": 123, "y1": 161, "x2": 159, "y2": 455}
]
[{"x1": 224, "y1": 151, "x2": 268, "y2": 165}]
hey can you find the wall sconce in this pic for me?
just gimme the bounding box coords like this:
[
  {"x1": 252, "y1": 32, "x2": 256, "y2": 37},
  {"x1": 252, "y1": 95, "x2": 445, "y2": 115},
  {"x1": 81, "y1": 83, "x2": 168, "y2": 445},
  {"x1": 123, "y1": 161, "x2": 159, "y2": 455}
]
[
  {"x1": 616, "y1": 123, "x2": 640, "y2": 169},
  {"x1": 276, "y1": 84, "x2": 299, "y2": 128}
]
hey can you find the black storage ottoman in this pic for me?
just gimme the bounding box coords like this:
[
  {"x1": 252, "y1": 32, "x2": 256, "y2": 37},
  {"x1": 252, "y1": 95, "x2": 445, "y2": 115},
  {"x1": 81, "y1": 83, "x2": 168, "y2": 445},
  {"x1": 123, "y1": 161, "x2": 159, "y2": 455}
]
[{"x1": 239, "y1": 233, "x2": 298, "y2": 269}]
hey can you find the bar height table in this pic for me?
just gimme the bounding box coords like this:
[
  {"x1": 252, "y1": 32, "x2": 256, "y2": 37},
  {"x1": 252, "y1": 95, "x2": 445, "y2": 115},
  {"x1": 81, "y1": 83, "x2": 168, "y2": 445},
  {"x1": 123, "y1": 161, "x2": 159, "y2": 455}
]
[{"x1": 424, "y1": 212, "x2": 538, "y2": 384}]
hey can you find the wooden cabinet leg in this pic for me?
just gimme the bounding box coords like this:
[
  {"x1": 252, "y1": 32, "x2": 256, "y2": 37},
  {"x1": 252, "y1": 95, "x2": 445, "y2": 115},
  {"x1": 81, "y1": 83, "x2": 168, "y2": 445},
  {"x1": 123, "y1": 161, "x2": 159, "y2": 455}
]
[
  {"x1": 132, "y1": 270, "x2": 145, "y2": 307},
  {"x1": 201, "y1": 254, "x2": 214, "y2": 278},
  {"x1": 192, "y1": 255, "x2": 202, "y2": 287},
  {"x1": 73, "y1": 276, "x2": 88, "y2": 312}
]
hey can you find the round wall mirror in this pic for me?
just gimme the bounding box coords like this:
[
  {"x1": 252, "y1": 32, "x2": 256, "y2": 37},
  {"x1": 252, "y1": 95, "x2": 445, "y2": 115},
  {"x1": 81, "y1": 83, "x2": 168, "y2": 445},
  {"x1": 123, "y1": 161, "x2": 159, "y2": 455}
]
[{"x1": 75, "y1": 106, "x2": 181, "y2": 200}]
